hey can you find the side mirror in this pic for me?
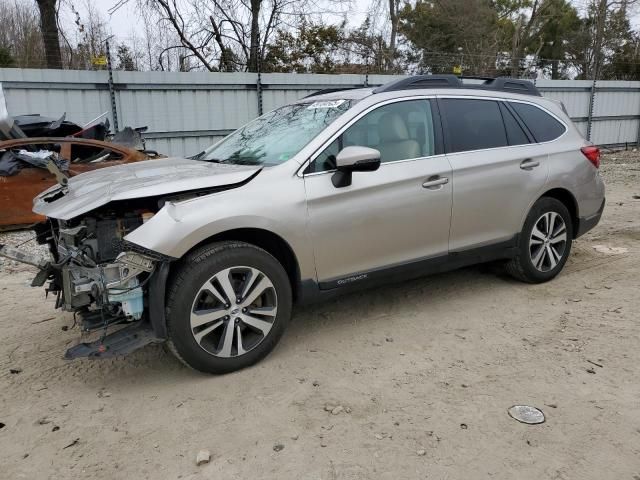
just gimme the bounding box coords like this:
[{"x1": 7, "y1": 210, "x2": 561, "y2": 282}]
[{"x1": 332, "y1": 146, "x2": 381, "y2": 188}]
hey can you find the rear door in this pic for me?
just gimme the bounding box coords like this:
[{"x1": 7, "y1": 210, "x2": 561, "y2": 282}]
[
  {"x1": 303, "y1": 98, "x2": 453, "y2": 285},
  {"x1": 439, "y1": 97, "x2": 550, "y2": 251}
]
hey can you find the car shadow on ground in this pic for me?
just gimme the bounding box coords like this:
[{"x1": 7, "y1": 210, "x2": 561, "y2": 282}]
[{"x1": 44, "y1": 261, "x2": 513, "y2": 388}]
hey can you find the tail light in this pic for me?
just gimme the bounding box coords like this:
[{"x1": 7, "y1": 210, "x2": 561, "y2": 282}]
[{"x1": 580, "y1": 146, "x2": 600, "y2": 169}]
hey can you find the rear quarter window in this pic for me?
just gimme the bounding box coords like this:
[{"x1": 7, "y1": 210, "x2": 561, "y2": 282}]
[{"x1": 510, "y1": 102, "x2": 566, "y2": 142}]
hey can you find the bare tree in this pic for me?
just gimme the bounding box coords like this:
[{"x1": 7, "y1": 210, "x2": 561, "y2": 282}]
[
  {"x1": 128, "y1": 0, "x2": 349, "y2": 72},
  {"x1": 0, "y1": 1, "x2": 45, "y2": 68}
]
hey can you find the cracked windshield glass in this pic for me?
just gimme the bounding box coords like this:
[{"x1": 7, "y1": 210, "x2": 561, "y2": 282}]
[{"x1": 195, "y1": 100, "x2": 353, "y2": 166}]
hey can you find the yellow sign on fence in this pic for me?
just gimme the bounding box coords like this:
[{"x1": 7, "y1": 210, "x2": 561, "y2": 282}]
[
  {"x1": 453, "y1": 65, "x2": 462, "y2": 75},
  {"x1": 92, "y1": 56, "x2": 107, "y2": 66}
]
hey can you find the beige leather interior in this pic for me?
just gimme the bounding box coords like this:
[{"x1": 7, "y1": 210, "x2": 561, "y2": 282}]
[{"x1": 376, "y1": 113, "x2": 421, "y2": 162}]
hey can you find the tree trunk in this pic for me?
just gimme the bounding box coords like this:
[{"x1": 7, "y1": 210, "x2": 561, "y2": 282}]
[
  {"x1": 36, "y1": 0, "x2": 62, "y2": 69},
  {"x1": 387, "y1": 0, "x2": 398, "y2": 71},
  {"x1": 591, "y1": 0, "x2": 608, "y2": 80},
  {"x1": 248, "y1": 0, "x2": 262, "y2": 72},
  {"x1": 510, "y1": 19, "x2": 521, "y2": 77}
]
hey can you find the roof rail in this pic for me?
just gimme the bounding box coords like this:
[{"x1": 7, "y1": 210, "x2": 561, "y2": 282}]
[
  {"x1": 373, "y1": 75, "x2": 541, "y2": 97},
  {"x1": 304, "y1": 87, "x2": 358, "y2": 98}
]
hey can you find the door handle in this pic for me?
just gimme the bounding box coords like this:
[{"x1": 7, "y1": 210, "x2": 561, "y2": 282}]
[
  {"x1": 520, "y1": 159, "x2": 540, "y2": 170},
  {"x1": 422, "y1": 176, "x2": 449, "y2": 189}
]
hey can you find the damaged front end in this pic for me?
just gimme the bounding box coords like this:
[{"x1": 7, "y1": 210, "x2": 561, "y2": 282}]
[
  {"x1": 1, "y1": 211, "x2": 172, "y2": 360},
  {"x1": 1, "y1": 155, "x2": 262, "y2": 361}
]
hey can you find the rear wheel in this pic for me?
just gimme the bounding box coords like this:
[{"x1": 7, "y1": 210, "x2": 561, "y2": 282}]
[
  {"x1": 506, "y1": 197, "x2": 573, "y2": 283},
  {"x1": 166, "y1": 241, "x2": 292, "y2": 374}
]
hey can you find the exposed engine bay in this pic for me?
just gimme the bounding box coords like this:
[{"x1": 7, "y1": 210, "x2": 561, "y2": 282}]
[
  {"x1": 55, "y1": 212, "x2": 151, "y2": 319},
  {"x1": 0, "y1": 204, "x2": 168, "y2": 359}
]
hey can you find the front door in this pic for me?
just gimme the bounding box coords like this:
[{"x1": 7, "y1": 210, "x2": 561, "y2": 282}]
[{"x1": 303, "y1": 98, "x2": 453, "y2": 286}]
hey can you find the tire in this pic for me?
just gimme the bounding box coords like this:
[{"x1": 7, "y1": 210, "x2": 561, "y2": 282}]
[
  {"x1": 506, "y1": 197, "x2": 573, "y2": 283},
  {"x1": 165, "y1": 241, "x2": 292, "y2": 374}
]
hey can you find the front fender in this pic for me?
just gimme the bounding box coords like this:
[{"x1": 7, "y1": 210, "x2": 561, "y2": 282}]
[{"x1": 124, "y1": 176, "x2": 316, "y2": 279}]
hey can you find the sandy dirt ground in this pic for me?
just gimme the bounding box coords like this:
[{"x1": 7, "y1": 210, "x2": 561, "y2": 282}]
[{"x1": 1, "y1": 152, "x2": 639, "y2": 480}]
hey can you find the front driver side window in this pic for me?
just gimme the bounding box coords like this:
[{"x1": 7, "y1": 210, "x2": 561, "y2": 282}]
[{"x1": 308, "y1": 99, "x2": 435, "y2": 173}]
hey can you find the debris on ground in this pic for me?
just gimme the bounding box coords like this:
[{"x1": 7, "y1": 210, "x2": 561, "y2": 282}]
[
  {"x1": 273, "y1": 443, "x2": 285, "y2": 452},
  {"x1": 195, "y1": 449, "x2": 211, "y2": 466},
  {"x1": 593, "y1": 245, "x2": 628, "y2": 255},
  {"x1": 62, "y1": 438, "x2": 79, "y2": 449},
  {"x1": 417, "y1": 449, "x2": 426, "y2": 456},
  {"x1": 508, "y1": 406, "x2": 545, "y2": 424}
]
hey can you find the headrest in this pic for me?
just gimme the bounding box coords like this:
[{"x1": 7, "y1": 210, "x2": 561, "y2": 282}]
[{"x1": 378, "y1": 113, "x2": 410, "y2": 142}]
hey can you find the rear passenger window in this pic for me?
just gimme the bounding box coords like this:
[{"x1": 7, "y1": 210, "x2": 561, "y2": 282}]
[
  {"x1": 499, "y1": 103, "x2": 530, "y2": 146},
  {"x1": 440, "y1": 99, "x2": 508, "y2": 153},
  {"x1": 510, "y1": 102, "x2": 566, "y2": 142}
]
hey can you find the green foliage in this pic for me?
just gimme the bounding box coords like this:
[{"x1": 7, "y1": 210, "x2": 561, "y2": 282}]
[
  {"x1": 399, "y1": 0, "x2": 505, "y2": 75},
  {"x1": 116, "y1": 44, "x2": 136, "y2": 71},
  {"x1": 397, "y1": 0, "x2": 640, "y2": 79},
  {"x1": 263, "y1": 22, "x2": 346, "y2": 73},
  {"x1": 0, "y1": 46, "x2": 15, "y2": 67}
]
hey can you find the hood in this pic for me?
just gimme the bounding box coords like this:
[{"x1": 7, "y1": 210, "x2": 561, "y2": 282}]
[{"x1": 33, "y1": 157, "x2": 261, "y2": 220}]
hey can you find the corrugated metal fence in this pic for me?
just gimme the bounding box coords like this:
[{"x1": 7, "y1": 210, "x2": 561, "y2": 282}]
[{"x1": 1, "y1": 68, "x2": 639, "y2": 157}]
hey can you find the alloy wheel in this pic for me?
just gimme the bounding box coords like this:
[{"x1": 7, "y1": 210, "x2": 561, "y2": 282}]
[
  {"x1": 529, "y1": 212, "x2": 567, "y2": 272},
  {"x1": 190, "y1": 266, "x2": 278, "y2": 358}
]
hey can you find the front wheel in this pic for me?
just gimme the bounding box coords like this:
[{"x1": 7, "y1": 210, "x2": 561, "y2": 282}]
[
  {"x1": 165, "y1": 241, "x2": 292, "y2": 374},
  {"x1": 506, "y1": 197, "x2": 573, "y2": 283}
]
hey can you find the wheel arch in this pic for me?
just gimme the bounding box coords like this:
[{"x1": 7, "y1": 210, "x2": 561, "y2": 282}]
[
  {"x1": 182, "y1": 228, "x2": 302, "y2": 302},
  {"x1": 538, "y1": 188, "x2": 579, "y2": 238}
]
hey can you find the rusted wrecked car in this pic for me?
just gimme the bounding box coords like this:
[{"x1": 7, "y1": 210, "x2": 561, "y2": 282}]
[
  {"x1": 0, "y1": 137, "x2": 155, "y2": 230},
  {"x1": 0, "y1": 83, "x2": 157, "y2": 229}
]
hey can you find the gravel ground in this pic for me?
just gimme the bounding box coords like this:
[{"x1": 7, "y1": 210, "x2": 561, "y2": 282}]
[{"x1": 0, "y1": 152, "x2": 639, "y2": 480}]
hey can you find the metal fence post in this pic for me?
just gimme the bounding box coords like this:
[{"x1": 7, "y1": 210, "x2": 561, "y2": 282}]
[
  {"x1": 586, "y1": 79, "x2": 596, "y2": 142},
  {"x1": 105, "y1": 38, "x2": 119, "y2": 132},
  {"x1": 256, "y1": 69, "x2": 263, "y2": 116},
  {"x1": 636, "y1": 94, "x2": 640, "y2": 147}
]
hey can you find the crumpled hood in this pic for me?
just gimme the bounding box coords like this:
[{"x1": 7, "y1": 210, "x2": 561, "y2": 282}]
[{"x1": 33, "y1": 157, "x2": 261, "y2": 220}]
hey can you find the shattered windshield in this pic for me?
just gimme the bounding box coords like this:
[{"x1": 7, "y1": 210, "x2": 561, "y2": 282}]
[{"x1": 196, "y1": 99, "x2": 353, "y2": 166}]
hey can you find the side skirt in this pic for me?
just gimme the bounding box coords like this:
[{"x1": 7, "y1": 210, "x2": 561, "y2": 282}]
[{"x1": 297, "y1": 236, "x2": 519, "y2": 305}]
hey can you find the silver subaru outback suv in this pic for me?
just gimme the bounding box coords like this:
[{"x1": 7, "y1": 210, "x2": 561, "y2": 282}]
[{"x1": 3, "y1": 75, "x2": 605, "y2": 373}]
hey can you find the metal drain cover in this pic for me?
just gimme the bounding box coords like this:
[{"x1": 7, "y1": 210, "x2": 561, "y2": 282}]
[{"x1": 508, "y1": 405, "x2": 545, "y2": 424}]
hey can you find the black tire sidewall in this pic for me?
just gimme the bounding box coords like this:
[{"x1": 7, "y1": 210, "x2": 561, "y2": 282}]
[
  {"x1": 166, "y1": 242, "x2": 292, "y2": 374},
  {"x1": 518, "y1": 197, "x2": 573, "y2": 282}
]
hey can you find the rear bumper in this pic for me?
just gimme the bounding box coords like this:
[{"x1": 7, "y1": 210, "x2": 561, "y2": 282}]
[{"x1": 576, "y1": 198, "x2": 605, "y2": 238}]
